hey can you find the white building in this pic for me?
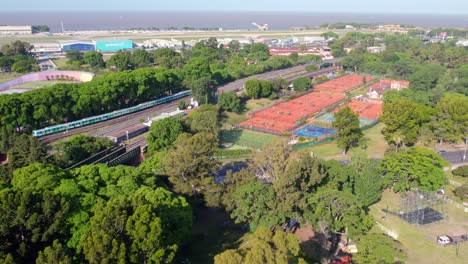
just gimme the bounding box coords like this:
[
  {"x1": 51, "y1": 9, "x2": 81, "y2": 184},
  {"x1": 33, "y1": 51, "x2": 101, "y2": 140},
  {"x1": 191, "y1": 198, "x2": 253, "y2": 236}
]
[
  {"x1": 456, "y1": 40, "x2": 468, "y2": 47},
  {"x1": 367, "y1": 46, "x2": 386, "y2": 54},
  {"x1": 0, "y1": 25, "x2": 32, "y2": 35},
  {"x1": 31, "y1": 42, "x2": 62, "y2": 54}
]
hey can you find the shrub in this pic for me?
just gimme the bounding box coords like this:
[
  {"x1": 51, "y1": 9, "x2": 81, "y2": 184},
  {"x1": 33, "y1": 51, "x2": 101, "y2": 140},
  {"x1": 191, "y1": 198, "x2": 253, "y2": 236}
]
[
  {"x1": 452, "y1": 165, "x2": 468, "y2": 177},
  {"x1": 453, "y1": 184, "x2": 468, "y2": 201},
  {"x1": 178, "y1": 101, "x2": 186, "y2": 110}
]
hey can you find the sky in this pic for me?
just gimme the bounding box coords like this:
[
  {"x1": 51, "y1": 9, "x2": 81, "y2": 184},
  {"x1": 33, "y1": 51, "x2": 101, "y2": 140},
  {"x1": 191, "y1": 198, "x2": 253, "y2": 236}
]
[{"x1": 2, "y1": 0, "x2": 467, "y2": 14}]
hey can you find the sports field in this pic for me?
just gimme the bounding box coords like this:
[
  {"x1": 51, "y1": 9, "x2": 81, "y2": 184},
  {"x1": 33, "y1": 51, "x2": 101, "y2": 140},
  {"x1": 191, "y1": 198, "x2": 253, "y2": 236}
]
[
  {"x1": 240, "y1": 92, "x2": 345, "y2": 133},
  {"x1": 313, "y1": 112, "x2": 378, "y2": 128},
  {"x1": 370, "y1": 190, "x2": 468, "y2": 264},
  {"x1": 10, "y1": 80, "x2": 74, "y2": 89},
  {"x1": 220, "y1": 129, "x2": 280, "y2": 149},
  {"x1": 314, "y1": 74, "x2": 373, "y2": 93}
]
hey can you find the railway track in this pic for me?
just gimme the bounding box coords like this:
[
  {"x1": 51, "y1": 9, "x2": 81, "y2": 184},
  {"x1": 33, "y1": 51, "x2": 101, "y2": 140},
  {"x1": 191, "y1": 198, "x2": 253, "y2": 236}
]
[
  {"x1": 40, "y1": 59, "x2": 342, "y2": 144},
  {"x1": 39, "y1": 97, "x2": 189, "y2": 143}
]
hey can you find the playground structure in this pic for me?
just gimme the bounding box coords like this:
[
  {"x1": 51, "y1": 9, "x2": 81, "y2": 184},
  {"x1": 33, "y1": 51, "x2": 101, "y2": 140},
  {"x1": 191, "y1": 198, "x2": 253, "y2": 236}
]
[
  {"x1": 0, "y1": 71, "x2": 94, "y2": 94},
  {"x1": 383, "y1": 189, "x2": 446, "y2": 225},
  {"x1": 315, "y1": 74, "x2": 373, "y2": 93},
  {"x1": 240, "y1": 92, "x2": 345, "y2": 134}
]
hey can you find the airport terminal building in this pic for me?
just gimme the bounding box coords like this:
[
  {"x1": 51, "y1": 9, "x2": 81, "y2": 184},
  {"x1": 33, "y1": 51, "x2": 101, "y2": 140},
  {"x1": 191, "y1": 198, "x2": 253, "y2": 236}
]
[
  {"x1": 61, "y1": 41, "x2": 96, "y2": 52},
  {"x1": 95, "y1": 40, "x2": 134, "y2": 52}
]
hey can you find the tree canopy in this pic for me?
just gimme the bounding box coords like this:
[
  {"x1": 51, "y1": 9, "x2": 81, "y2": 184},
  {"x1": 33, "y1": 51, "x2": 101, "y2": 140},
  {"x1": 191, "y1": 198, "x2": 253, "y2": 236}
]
[
  {"x1": 214, "y1": 228, "x2": 305, "y2": 264},
  {"x1": 379, "y1": 147, "x2": 447, "y2": 192},
  {"x1": 332, "y1": 106, "x2": 364, "y2": 153}
]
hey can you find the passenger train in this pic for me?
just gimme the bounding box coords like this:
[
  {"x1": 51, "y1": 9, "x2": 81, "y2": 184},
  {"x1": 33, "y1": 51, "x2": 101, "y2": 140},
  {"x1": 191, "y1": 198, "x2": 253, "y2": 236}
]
[{"x1": 32, "y1": 90, "x2": 191, "y2": 137}]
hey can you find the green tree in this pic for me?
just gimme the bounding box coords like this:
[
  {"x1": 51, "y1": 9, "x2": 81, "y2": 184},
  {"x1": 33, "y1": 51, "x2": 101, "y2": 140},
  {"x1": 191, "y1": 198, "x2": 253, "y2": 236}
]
[
  {"x1": 228, "y1": 40, "x2": 241, "y2": 53},
  {"x1": 54, "y1": 135, "x2": 114, "y2": 167},
  {"x1": 190, "y1": 76, "x2": 216, "y2": 104},
  {"x1": 292, "y1": 77, "x2": 311, "y2": 92},
  {"x1": 214, "y1": 228, "x2": 304, "y2": 264},
  {"x1": 182, "y1": 57, "x2": 212, "y2": 84},
  {"x1": 1, "y1": 40, "x2": 32, "y2": 56},
  {"x1": 230, "y1": 181, "x2": 279, "y2": 229},
  {"x1": 431, "y1": 93, "x2": 468, "y2": 143},
  {"x1": 381, "y1": 99, "x2": 423, "y2": 149},
  {"x1": 7, "y1": 134, "x2": 48, "y2": 170},
  {"x1": 320, "y1": 31, "x2": 339, "y2": 39},
  {"x1": 288, "y1": 52, "x2": 299, "y2": 63},
  {"x1": 188, "y1": 104, "x2": 220, "y2": 136},
  {"x1": 274, "y1": 151, "x2": 326, "y2": 215},
  {"x1": 350, "y1": 150, "x2": 383, "y2": 207},
  {"x1": 152, "y1": 48, "x2": 183, "y2": 69},
  {"x1": 218, "y1": 91, "x2": 241, "y2": 112},
  {"x1": 354, "y1": 233, "x2": 406, "y2": 264},
  {"x1": 453, "y1": 184, "x2": 468, "y2": 201},
  {"x1": 107, "y1": 50, "x2": 133, "y2": 71},
  {"x1": 131, "y1": 49, "x2": 153, "y2": 68},
  {"x1": 163, "y1": 132, "x2": 220, "y2": 195},
  {"x1": 32, "y1": 25, "x2": 50, "y2": 32},
  {"x1": 147, "y1": 117, "x2": 184, "y2": 152},
  {"x1": 249, "y1": 43, "x2": 270, "y2": 61},
  {"x1": 83, "y1": 51, "x2": 105, "y2": 68},
  {"x1": 379, "y1": 147, "x2": 447, "y2": 192},
  {"x1": 36, "y1": 240, "x2": 72, "y2": 264},
  {"x1": 304, "y1": 188, "x2": 373, "y2": 238},
  {"x1": 409, "y1": 64, "x2": 445, "y2": 92},
  {"x1": 332, "y1": 106, "x2": 363, "y2": 154},
  {"x1": 12, "y1": 59, "x2": 38, "y2": 73},
  {"x1": 245, "y1": 79, "x2": 262, "y2": 99},
  {"x1": 65, "y1": 50, "x2": 83, "y2": 64},
  {"x1": 0, "y1": 164, "x2": 71, "y2": 262}
]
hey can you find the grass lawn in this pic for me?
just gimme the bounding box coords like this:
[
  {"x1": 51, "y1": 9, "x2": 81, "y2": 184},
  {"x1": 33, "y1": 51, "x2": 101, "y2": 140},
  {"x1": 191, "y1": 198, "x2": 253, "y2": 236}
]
[
  {"x1": 245, "y1": 98, "x2": 275, "y2": 112},
  {"x1": 300, "y1": 122, "x2": 388, "y2": 159},
  {"x1": 11, "y1": 80, "x2": 73, "y2": 89},
  {"x1": 0, "y1": 72, "x2": 22, "y2": 83},
  {"x1": 370, "y1": 190, "x2": 468, "y2": 264},
  {"x1": 52, "y1": 57, "x2": 68, "y2": 68},
  {"x1": 221, "y1": 129, "x2": 280, "y2": 150}
]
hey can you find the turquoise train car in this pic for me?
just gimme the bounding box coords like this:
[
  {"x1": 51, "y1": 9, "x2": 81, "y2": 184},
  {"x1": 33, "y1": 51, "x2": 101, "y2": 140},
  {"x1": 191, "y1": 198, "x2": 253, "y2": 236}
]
[{"x1": 32, "y1": 90, "x2": 191, "y2": 137}]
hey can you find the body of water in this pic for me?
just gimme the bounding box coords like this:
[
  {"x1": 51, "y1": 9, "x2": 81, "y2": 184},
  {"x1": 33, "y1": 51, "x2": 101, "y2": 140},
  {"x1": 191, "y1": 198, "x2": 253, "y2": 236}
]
[{"x1": 0, "y1": 11, "x2": 467, "y2": 32}]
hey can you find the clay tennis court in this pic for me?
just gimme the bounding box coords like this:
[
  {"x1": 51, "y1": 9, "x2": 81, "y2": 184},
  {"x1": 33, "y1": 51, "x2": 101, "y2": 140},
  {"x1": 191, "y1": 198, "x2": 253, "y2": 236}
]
[
  {"x1": 315, "y1": 74, "x2": 373, "y2": 93},
  {"x1": 240, "y1": 92, "x2": 345, "y2": 133},
  {"x1": 338, "y1": 100, "x2": 383, "y2": 120}
]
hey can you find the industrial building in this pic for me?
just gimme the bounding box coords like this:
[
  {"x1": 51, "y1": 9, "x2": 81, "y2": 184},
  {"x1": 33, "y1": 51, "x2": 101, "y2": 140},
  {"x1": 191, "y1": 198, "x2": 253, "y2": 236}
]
[
  {"x1": 61, "y1": 41, "x2": 96, "y2": 52},
  {"x1": 95, "y1": 40, "x2": 134, "y2": 52},
  {"x1": 0, "y1": 25, "x2": 32, "y2": 35}
]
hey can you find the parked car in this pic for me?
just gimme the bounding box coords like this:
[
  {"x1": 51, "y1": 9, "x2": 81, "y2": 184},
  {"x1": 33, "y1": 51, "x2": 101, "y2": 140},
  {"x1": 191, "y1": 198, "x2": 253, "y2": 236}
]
[{"x1": 437, "y1": 235, "x2": 452, "y2": 245}]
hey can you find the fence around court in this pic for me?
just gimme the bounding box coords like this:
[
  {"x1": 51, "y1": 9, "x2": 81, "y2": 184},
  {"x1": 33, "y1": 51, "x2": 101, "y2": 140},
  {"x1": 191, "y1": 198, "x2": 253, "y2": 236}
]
[{"x1": 291, "y1": 137, "x2": 335, "y2": 150}]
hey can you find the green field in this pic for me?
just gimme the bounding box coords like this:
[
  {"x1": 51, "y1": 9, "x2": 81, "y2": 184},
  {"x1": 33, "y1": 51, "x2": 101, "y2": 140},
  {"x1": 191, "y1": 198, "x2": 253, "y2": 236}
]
[
  {"x1": 301, "y1": 122, "x2": 388, "y2": 159},
  {"x1": 370, "y1": 190, "x2": 468, "y2": 264},
  {"x1": 0, "y1": 72, "x2": 22, "y2": 83},
  {"x1": 10, "y1": 80, "x2": 74, "y2": 89},
  {"x1": 221, "y1": 129, "x2": 280, "y2": 150}
]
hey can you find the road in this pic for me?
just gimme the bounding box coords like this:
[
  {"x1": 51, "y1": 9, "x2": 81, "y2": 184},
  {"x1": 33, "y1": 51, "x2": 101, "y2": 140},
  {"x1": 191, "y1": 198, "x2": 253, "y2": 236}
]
[
  {"x1": 40, "y1": 61, "x2": 342, "y2": 147},
  {"x1": 218, "y1": 58, "x2": 342, "y2": 93}
]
